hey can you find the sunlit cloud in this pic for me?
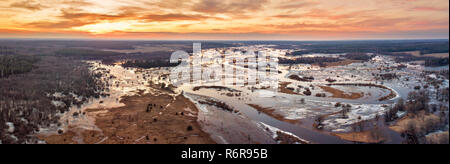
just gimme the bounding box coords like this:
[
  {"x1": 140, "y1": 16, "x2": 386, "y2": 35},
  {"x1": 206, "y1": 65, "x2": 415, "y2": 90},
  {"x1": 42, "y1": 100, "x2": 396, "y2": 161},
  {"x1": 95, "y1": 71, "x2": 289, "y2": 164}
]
[
  {"x1": 73, "y1": 21, "x2": 136, "y2": 34},
  {"x1": 0, "y1": 0, "x2": 448, "y2": 40},
  {"x1": 9, "y1": 0, "x2": 45, "y2": 11}
]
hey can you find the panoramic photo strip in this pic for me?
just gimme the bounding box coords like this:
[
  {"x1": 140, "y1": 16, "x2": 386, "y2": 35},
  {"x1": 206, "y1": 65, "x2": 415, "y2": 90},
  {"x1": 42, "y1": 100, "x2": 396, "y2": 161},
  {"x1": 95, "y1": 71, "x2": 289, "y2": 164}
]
[{"x1": 0, "y1": 0, "x2": 449, "y2": 160}]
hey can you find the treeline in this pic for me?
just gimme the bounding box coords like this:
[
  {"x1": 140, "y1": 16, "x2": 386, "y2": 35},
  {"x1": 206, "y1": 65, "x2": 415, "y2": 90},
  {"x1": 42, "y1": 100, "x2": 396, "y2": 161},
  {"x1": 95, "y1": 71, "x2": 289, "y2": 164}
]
[
  {"x1": 122, "y1": 60, "x2": 179, "y2": 69},
  {"x1": 54, "y1": 48, "x2": 179, "y2": 65},
  {"x1": 286, "y1": 46, "x2": 448, "y2": 67},
  {"x1": 0, "y1": 56, "x2": 107, "y2": 144},
  {"x1": 279, "y1": 57, "x2": 342, "y2": 66},
  {"x1": 54, "y1": 48, "x2": 124, "y2": 60},
  {"x1": 0, "y1": 46, "x2": 18, "y2": 55},
  {"x1": 384, "y1": 90, "x2": 449, "y2": 144},
  {"x1": 284, "y1": 40, "x2": 449, "y2": 56},
  {"x1": 342, "y1": 53, "x2": 374, "y2": 61},
  {"x1": 286, "y1": 51, "x2": 375, "y2": 62},
  {"x1": 286, "y1": 51, "x2": 310, "y2": 56},
  {"x1": 1, "y1": 40, "x2": 235, "y2": 51},
  {"x1": 0, "y1": 55, "x2": 39, "y2": 78},
  {"x1": 425, "y1": 58, "x2": 449, "y2": 67},
  {"x1": 391, "y1": 55, "x2": 449, "y2": 67},
  {"x1": 279, "y1": 53, "x2": 374, "y2": 66}
]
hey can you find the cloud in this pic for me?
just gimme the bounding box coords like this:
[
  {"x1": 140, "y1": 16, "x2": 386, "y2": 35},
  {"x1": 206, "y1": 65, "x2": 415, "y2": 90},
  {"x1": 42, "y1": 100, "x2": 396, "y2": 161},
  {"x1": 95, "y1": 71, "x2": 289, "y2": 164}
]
[
  {"x1": 265, "y1": 17, "x2": 414, "y2": 33},
  {"x1": 141, "y1": 13, "x2": 218, "y2": 22},
  {"x1": 59, "y1": 8, "x2": 134, "y2": 21},
  {"x1": 270, "y1": 9, "x2": 378, "y2": 21},
  {"x1": 301, "y1": 9, "x2": 378, "y2": 20},
  {"x1": 411, "y1": 6, "x2": 448, "y2": 12},
  {"x1": 355, "y1": 17, "x2": 412, "y2": 28},
  {"x1": 1, "y1": 0, "x2": 449, "y2": 39},
  {"x1": 22, "y1": 8, "x2": 220, "y2": 29},
  {"x1": 23, "y1": 7, "x2": 137, "y2": 29},
  {"x1": 25, "y1": 19, "x2": 96, "y2": 28},
  {"x1": 10, "y1": 0, "x2": 44, "y2": 10},
  {"x1": 191, "y1": 0, "x2": 269, "y2": 14},
  {"x1": 146, "y1": 0, "x2": 192, "y2": 9},
  {"x1": 61, "y1": 0, "x2": 94, "y2": 7},
  {"x1": 267, "y1": 22, "x2": 340, "y2": 30},
  {"x1": 276, "y1": 1, "x2": 319, "y2": 9}
]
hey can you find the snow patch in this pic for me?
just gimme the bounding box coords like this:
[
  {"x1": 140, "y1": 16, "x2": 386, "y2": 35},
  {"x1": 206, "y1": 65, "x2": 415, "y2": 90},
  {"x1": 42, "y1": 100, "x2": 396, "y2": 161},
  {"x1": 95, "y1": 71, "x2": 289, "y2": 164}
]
[
  {"x1": 255, "y1": 90, "x2": 276, "y2": 98},
  {"x1": 259, "y1": 122, "x2": 310, "y2": 144},
  {"x1": 6, "y1": 122, "x2": 15, "y2": 133},
  {"x1": 322, "y1": 104, "x2": 388, "y2": 132},
  {"x1": 51, "y1": 100, "x2": 65, "y2": 107}
]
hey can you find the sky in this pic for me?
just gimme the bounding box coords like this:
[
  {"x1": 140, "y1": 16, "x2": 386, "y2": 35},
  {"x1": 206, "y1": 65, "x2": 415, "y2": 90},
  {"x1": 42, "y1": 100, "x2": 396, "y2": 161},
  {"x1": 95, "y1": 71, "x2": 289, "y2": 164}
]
[{"x1": 0, "y1": 0, "x2": 448, "y2": 40}]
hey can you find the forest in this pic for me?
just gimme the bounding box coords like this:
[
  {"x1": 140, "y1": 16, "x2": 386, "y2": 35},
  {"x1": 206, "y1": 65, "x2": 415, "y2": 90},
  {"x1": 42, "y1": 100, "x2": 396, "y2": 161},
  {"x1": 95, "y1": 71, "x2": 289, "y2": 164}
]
[
  {"x1": 282, "y1": 40, "x2": 449, "y2": 55},
  {"x1": 0, "y1": 55, "x2": 39, "y2": 78},
  {"x1": 391, "y1": 54, "x2": 449, "y2": 67},
  {"x1": 122, "y1": 60, "x2": 180, "y2": 69},
  {"x1": 0, "y1": 55, "x2": 107, "y2": 144},
  {"x1": 279, "y1": 57, "x2": 342, "y2": 66},
  {"x1": 342, "y1": 53, "x2": 374, "y2": 61}
]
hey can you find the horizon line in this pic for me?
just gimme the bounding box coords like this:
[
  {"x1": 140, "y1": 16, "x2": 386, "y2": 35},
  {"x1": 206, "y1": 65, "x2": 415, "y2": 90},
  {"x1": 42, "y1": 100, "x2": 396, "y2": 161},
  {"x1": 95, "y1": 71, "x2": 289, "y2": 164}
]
[{"x1": 0, "y1": 37, "x2": 449, "y2": 42}]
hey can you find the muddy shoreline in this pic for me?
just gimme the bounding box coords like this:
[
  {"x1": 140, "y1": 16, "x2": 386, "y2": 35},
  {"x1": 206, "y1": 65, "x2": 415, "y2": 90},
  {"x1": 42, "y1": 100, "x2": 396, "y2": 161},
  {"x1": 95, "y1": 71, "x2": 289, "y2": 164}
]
[
  {"x1": 40, "y1": 93, "x2": 216, "y2": 144},
  {"x1": 248, "y1": 104, "x2": 301, "y2": 124},
  {"x1": 319, "y1": 85, "x2": 363, "y2": 100}
]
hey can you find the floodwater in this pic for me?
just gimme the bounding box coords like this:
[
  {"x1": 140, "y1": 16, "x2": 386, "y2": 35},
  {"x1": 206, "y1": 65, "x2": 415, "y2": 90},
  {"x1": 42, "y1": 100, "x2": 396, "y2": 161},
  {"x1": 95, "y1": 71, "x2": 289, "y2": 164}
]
[
  {"x1": 41, "y1": 61, "x2": 169, "y2": 134},
  {"x1": 178, "y1": 85, "x2": 351, "y2": 144},
  {"x1": 42, "y1": 58, "x2": 406, "y2": 144},
  {"x1": 425, "y1": 65, "x2": 449, "y2": 71}
]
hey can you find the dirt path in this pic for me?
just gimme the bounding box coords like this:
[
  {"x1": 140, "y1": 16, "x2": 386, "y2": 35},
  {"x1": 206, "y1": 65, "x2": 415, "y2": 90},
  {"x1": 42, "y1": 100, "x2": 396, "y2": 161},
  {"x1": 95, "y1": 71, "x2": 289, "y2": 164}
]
[
  {"x1": 319, "y1": 86, "x2": 363, "y2": 99},
  {"x1": 279, "y1": 82, "x2": 302, "y2": 95},
  {"x1": 332, "y1": 130, "x2": 385, "y2": 143}
]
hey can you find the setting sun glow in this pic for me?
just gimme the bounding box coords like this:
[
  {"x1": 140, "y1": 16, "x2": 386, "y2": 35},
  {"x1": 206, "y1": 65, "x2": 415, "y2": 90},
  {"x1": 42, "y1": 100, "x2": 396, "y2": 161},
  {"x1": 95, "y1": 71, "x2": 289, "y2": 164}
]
[{"x1": 0, "y1": 0, "x2": 448, "y2": 40}]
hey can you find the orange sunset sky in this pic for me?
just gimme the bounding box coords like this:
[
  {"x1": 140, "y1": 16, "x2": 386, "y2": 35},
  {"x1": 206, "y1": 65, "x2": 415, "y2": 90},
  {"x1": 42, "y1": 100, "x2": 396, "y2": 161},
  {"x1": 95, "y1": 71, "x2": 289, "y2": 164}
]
[{"x1": 0, "y1": 0, "x2": 448, "y2": 40}]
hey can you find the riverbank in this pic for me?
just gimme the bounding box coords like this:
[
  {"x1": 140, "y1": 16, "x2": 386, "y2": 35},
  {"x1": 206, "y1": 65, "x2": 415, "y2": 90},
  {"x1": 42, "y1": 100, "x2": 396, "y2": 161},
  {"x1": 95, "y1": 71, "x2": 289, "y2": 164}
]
[{"x1": 40, "y1": 93, "x2": 215, "y2": 144}]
